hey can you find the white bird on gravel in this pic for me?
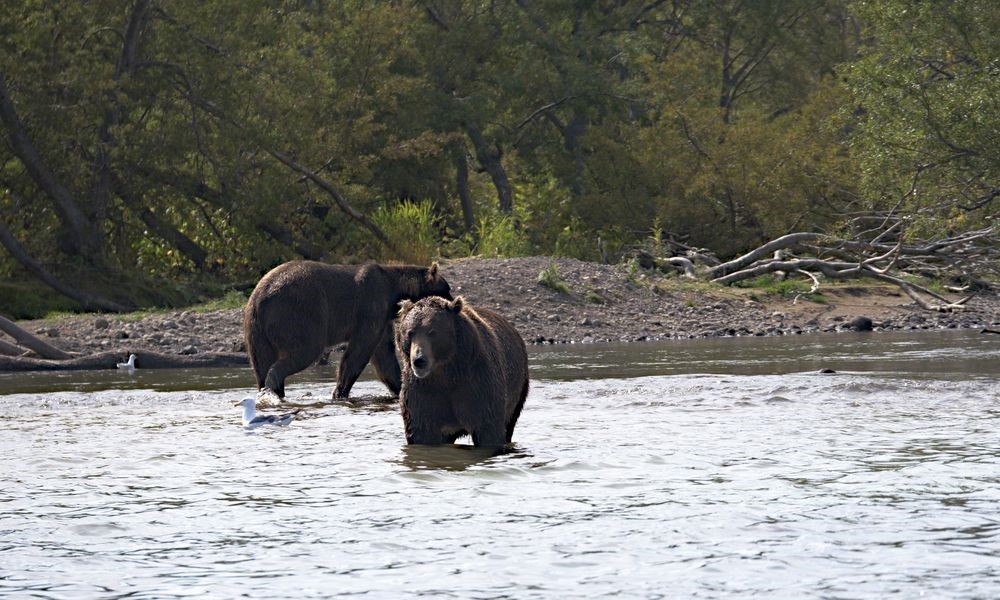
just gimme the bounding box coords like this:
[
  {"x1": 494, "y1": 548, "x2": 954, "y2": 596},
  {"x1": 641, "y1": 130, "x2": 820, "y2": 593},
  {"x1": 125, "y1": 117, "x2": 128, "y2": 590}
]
[
  {"x1": 116, "y1": 353, "x2": 136, "y2": 373},
  {"x1": 235, "y1": 396, "x2": 301, "y2": 430}
]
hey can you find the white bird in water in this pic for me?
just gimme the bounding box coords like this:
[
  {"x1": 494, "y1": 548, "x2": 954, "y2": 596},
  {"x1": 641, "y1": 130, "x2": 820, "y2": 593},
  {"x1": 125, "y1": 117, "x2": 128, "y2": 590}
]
[
  {"x1": 116, "y1": 353, "x2": 136, "y2": 372},
  {"x1": 235, "y1": 396, "x2": 301, "y2": 429}
]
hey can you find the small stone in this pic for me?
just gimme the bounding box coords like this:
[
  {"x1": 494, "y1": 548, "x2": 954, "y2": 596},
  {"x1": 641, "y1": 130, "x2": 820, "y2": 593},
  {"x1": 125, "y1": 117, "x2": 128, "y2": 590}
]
[
  {"x1": 94, "y1": 318, "x2": 109, "y2": 330},
  {"x1": 46, "y1": 329, "x2": 60, "y2": 338},
  {"x1": 161, "y1": 320, "x2": 179, "y2": 330},
  {"x1": 115, "y1": 330, "x2": 129, "y2": 339},
  {"x1": 579, "y1": 317, "x2": 592, "y2": 326},
  {"x1": 546, "y1": 314, "x2": 560, "y2": 322},
  {"x1": 180, "y1": 345, "x2": 197, "y2": 355}
]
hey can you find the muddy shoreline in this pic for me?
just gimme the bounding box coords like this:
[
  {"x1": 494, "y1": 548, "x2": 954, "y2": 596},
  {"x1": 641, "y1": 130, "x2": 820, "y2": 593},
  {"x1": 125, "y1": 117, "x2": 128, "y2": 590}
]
[{"x1": 13, "y1": 257, "x2": 1000, "y2": 360}]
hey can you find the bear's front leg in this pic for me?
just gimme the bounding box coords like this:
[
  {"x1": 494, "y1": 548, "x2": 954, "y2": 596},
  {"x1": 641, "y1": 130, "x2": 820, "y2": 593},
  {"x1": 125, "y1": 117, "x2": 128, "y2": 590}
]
[
  {"x1": 470, "y1": 419, "x2": 508, "y2": 449},
  {"x1": 404, "y1": 422, "x2": 451, "y2": 445}
]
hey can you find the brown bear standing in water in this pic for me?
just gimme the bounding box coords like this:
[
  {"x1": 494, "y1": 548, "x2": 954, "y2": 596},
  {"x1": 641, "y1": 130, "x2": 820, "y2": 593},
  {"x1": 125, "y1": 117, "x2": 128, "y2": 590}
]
[
  {"x1": 243, "y1": 261, "x2": 451, "y2": 399},
  {"x1": 395, "y1": 296, "x2": 529, "y2": 448}
]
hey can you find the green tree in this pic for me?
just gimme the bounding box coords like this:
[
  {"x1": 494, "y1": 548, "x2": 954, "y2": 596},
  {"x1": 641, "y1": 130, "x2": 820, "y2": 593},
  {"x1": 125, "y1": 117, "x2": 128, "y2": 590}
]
[{"x1": 846, "y1": 0, "x2": 999, "y2": 234}]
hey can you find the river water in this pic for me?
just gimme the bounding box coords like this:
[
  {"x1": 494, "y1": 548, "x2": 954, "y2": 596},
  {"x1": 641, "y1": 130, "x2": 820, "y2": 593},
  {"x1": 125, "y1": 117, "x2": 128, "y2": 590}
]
[{"x1": 2, "y1": 330, "x2": 998, "y2": 598}]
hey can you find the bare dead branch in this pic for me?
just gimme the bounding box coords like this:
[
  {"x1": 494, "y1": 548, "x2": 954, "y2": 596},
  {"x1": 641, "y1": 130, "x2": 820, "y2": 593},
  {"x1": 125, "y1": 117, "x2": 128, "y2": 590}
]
[{"x1": 710, "y1": 232, "x2": 827, "y2": 279}]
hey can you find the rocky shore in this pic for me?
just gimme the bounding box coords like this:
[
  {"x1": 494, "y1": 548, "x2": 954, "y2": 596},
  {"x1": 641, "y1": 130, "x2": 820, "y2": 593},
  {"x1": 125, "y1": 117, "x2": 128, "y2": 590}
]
[{"x1": 14, "y1": 257, "x2": 1000, "y2": 358}]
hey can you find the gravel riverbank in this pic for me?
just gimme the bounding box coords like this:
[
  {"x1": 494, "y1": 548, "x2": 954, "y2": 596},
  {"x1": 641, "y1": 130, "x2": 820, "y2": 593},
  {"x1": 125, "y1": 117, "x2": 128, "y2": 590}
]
[{"x1": 14, "y1": 256, "x2": 1000, "y2": 358}]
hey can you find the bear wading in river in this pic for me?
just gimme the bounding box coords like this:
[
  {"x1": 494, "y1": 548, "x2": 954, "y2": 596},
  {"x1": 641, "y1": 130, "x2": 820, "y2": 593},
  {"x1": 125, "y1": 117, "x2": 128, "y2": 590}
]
[
  {"x1": 395, "y1": 296, "x2": 529, "y2": 448},
  {"x1": 243, "y1": 261, "x2": 451, "y2": 399}
]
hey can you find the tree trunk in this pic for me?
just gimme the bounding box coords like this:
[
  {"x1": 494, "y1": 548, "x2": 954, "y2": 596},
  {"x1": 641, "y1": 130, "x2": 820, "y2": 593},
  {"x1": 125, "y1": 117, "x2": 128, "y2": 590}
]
[
  {"x1": 0, "y1": 75, "x2": 101, "y2": 256},
  {"x1": 465, "y1": 121, "x2": 514, "y2": 214},
  {"x1": 454, "y1": 144, "x2": 475, "y2": 233},
  {"x1": 0, "y1": 218, "x2": 130, "y2": 312},
  {"x1": 112, "y1": 176, "x2": 208, "y2": 268}
]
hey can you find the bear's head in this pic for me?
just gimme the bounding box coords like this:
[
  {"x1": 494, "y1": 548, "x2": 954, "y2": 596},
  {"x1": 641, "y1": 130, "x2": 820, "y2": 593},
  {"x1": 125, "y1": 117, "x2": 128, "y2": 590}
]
[{"x1": 396, "y1": 296, "x2": 464, "y2": 379}]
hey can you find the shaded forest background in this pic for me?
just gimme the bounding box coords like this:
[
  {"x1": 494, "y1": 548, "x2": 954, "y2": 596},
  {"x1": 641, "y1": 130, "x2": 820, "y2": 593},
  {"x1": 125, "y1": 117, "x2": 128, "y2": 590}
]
[{"x1": 1, "y1": 0, "x2": 997, "y2": 316}]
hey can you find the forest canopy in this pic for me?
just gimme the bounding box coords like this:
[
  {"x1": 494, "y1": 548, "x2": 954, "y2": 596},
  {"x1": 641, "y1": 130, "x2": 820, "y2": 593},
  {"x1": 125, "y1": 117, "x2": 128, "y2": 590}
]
[{"x1": 1, "y1": 0, "x2": 997, "y2": 312}]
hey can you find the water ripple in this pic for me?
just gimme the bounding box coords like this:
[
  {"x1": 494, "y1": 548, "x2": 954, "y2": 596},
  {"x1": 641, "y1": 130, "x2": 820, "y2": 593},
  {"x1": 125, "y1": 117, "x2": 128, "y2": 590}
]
[{"x1": 2, "y1": 332, "x2": 1000, "y2": 598}]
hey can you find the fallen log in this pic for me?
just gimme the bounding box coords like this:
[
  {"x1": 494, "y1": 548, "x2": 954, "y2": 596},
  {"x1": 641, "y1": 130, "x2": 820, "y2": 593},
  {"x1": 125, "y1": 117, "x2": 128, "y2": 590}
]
[
  {"x1": 0, "y1": 337, "x2": 28, "y2": 356},
  {"x1": 0, "y1": 315, "x2": 75, "y2": 359},
  {"x1": 0, "y1": 350, "x2": 248, "y2": 372}
]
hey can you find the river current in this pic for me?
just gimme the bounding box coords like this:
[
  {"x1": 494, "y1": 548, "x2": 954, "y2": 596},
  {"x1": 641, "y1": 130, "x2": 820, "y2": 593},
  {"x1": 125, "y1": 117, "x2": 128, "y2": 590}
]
[{"x1": 2, "y1": 330, "x2": 998, "y2": 598}]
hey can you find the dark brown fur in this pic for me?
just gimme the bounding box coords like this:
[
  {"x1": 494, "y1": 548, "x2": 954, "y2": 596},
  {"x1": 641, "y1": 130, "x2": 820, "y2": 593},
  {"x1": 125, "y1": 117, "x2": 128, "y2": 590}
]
[
  {"x1": 243, "y1": 261, "x2": 451, "y2": 399},
  {"x1": 395, "y1": 296, "x2": 529, "y2": 448}
]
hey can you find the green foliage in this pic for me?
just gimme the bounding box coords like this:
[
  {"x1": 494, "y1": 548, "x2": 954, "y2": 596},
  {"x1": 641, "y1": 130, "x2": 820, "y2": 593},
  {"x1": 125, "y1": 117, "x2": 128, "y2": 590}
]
[
  {"x1": 0, "y1": 282, "x2": 79, "y2": 320},
  {"x1": 537, "y1": 263, "x2": 572, "y2": 296},
  {"x1": 1, "y1": 0, "x2": 991, "y2": 310},
  {"x1": 473, "y1": 210, "x2": 532, "y2": 258},
  {"x1": 372, "y1": 200, "x2": 439, "y2": 265},
  {"x1": 846, "y1": 0, "x2": 1000, "y2": 232}
]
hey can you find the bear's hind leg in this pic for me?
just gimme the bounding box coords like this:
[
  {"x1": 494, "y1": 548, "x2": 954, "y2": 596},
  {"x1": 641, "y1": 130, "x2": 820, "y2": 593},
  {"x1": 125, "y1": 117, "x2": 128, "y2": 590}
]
[
  {"x1": 334, "y1": 322, "x2": 383, "y2": 399},
  {"x1": 248, "y1": 341, "x2": 276, "y2": 392},
  {"x1": 264, "y1": 347, "x2": 321, "y2": 399},
  {"x1": 505, "y1": 378, "x2": 530, "y2": 443}
]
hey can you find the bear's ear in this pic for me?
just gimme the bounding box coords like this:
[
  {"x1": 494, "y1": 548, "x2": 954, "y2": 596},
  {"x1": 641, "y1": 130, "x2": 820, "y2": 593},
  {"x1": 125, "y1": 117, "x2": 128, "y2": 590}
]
[
  {"x1": 449, "y1": 296, "x2": 464, "y2": 313},
  {"x1": 397, "y1": 299, "x2": 415, "y2": 318},
  {"x1": 427, "y1": 262, "x2": 439, "y2": 281}
]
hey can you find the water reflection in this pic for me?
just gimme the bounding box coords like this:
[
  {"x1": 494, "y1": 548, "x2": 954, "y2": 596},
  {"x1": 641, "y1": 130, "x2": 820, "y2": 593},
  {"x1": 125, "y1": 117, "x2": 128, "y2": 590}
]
[{"x1": 397, "y1": 444, "x2": 512, "y2": 471}]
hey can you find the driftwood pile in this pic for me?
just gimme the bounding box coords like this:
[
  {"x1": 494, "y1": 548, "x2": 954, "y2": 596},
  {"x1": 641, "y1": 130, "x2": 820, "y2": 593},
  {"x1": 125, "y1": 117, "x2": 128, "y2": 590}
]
[
  {"x1": 0, "y1": 314, "x2": 246, "y2": 372},
  {"x1": 636, "y1": 224, "x2": 998, "y2": 313}
]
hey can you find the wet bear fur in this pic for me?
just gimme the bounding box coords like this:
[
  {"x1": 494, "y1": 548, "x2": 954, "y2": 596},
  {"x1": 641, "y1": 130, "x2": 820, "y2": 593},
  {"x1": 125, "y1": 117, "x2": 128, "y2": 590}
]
[
  {"x1": 395, "y1": 296, "x2": 529, "y2": 448},
  {"x1": 243, "y1": 260, "x2": 451, "y2": 399}
]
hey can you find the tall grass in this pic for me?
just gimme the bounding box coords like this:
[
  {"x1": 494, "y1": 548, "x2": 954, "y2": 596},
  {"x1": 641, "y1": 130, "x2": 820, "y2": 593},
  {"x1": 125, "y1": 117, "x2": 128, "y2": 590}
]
[{"x1": 372, "y1": 200, "x2": 439, "y2": 265}]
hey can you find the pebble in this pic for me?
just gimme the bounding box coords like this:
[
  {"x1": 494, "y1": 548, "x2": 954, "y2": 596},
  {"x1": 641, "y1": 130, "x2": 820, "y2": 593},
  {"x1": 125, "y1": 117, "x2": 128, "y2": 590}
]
[{"x1": 94, "y1": 318, "x2": 109, "y2": 330}]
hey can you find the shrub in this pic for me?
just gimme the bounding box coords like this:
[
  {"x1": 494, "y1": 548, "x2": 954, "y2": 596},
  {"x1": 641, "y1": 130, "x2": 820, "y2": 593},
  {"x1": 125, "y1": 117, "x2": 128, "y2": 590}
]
[{"x1": 537, "y1": 263, "x2": 572, "y2": 295}]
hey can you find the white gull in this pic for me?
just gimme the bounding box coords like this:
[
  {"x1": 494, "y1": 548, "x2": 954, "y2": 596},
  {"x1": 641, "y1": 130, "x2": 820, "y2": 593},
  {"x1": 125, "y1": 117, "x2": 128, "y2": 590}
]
[
  {"x1": 116, "y1": 353, "x2": 136, "y2": 372},
  {"x1": 235, "y1": 396, "x2": 301, "y2": 429}
]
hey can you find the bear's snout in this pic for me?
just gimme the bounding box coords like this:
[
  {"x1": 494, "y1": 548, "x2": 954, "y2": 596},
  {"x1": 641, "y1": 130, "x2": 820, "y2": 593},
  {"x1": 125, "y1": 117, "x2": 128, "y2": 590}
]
[{"x1": 409, "y1": 343, "x2": 433, "y2": 378}]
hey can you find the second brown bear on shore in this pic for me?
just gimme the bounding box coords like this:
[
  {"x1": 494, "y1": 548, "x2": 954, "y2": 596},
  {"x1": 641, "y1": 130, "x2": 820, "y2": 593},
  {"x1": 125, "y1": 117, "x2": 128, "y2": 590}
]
[
  {"x1": 243, "y1": 261, "x2": 451, "y2": 400},
  {"x1": 395, "y1": 296, "x2": 529, "y2": 448}
]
